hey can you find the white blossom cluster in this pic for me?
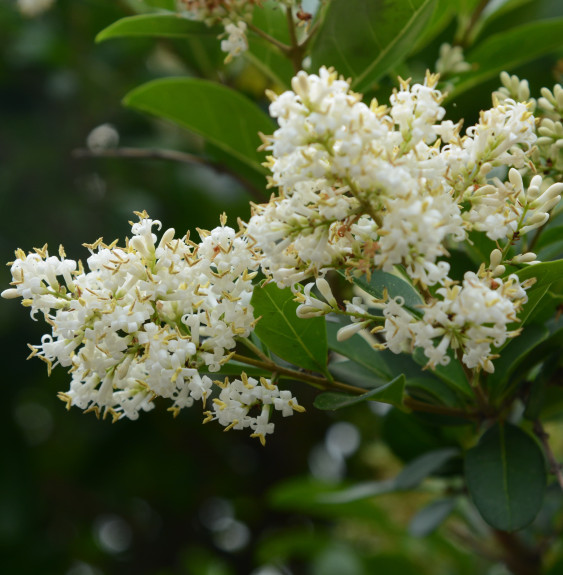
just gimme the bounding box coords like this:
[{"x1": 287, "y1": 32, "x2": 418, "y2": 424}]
[
  {"x1": 177, "y1": 0, "x2": 257, "y2": 61},
  {"x1": 205, "y1": 373, "x2": 305, "y2": 445},
  {"x1": 383, "y1": 272, "x2": 531, "y2": 373},
  {"x1": 2, "y1": 212, "x2": 303, "y2": 441},
  {"x1": 254, "y1": 67, "x2": 562, "y2": 372}
]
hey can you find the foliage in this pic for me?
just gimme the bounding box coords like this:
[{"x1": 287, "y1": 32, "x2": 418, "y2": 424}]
[{"x1": 2, "y1": 0, "x2": 563, "y2": 574}]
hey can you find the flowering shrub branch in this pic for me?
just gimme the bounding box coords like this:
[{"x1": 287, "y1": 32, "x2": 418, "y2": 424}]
[{"x1": 6, "y1": 0, "x2": 563, "y2": 572}]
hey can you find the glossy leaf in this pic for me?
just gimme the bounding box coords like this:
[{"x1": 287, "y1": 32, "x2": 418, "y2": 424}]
[
  {"x1": 96, "y1": 14, "x2": 214, "y2": 43},
  {"x1": 408, "y1": 498, "x2": 457, "y2": 537},
  {"x1": 448, "y1": 18, "x2": 563, "y2": 98},
  {"x1": 314, "y1": 374, "x2": 406, "y2": 411},
  {"x1": 465, "y1": 422, "x2": 546, "y2": 531},
  {"x1": 123, "y1": 78, "x2": 274, "y2": 176},
  {"x1": 251, "y1": 282, "x2": 327, "y2": 372},
  {"x1": 310, "y1": 0, "x2": 437, "y2": 92}
]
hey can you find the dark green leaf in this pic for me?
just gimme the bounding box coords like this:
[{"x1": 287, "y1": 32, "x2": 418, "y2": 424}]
[
  {"x1": 383, "y1": 407, "x2": 457, "y2": 462},
  {"x1": 408, "y1": 497, "x2": 457, "y2": 537},
  {"x1": 314, "y1": 374, "x2": 406, "y2": 411},
  {"x1": 96, "y1": 14, "x2": 214, "y2": 43},
  {"x1": 488, "y1": 324, "x2": 550, "y2": 390},
  {"x1": 465, "y1": 422, "x2": 546, "y2": 531},
  {"x1": 123, "y1": 78, "x2": 274, "y2": 176},
  {"x1": 413, "y1": 348, "x2": 473, "y2": 399},
  {"x1": 310, "y1": 0, "x2": 437, "y2": 92},
  {"x1": 326, "y1": 321, "x2": 422, "y2": 381},
  {"x1": 329, "y1": 360, "x2": 387, "y2": 389},
  {"x1": 448, "y1": 18, "x2": 563, "y2": 99},
  {"x1": 406, "y1": 377, "x2": 467, "y2": 409},
  {"x1": 251, "y1": 282, "x2": 327, "y2": 372}
]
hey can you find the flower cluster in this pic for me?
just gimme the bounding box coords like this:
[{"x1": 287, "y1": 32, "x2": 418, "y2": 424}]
[
  {"x1": 2, "y1": 212, "x2": 303, "y2": 440},
  {"x1": 177, "y1": 0, "x2": 258, "y2": 61},
  {"x1": 5, "y1": 68, "x2": 563, "y2": 435},
  {"x1": 255, "y1": 67, "x2": 561, "y2": 372},
  {"x1": 383, "y1": 272, "x2": 531, "y2": 373}
]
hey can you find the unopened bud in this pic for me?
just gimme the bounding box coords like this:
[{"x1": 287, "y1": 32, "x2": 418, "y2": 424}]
[
  {"x1": 336, "y1": 321, "x2": 369, "y2": 342},
  {"x1": 511, "y1": 252, "x2": 537, "y2": 264},
  {"x1": 316, "y1": 277, "x2": 337, "y2": 308}
]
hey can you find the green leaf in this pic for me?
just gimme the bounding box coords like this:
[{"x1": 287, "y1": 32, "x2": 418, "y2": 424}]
[
  {"x1": 314, "y1": 374, "x2": 406, "y2": 411},
  {"x1": 465, "y1": 422, "x2": 546, "y2": 531},
  {"x1": 512, "y1": 259, "x2": 563, "y2": 328},
  {"x1": 326, "y1": 321, "x2": 422, "y2": 382},
  {"x1": 246, "y1": 0, "x2": 294, "y2": 89},
  {"x1": 96, "y1": 14, "x2": 215, "y2": 43},
  {"x1": 251, "y1": 282, "x2": 327, "y2": 372},
  {"x1": 394, "y1": 447, "x2": 460, "y2": 489},
  {"x1": 408, "y1": 498, "x2": 457, "y2": 537},
  {"x1": 448, "y1": 18, "x2": 563, "y2": 99},
  {"x1": 329, "y1": 360, "x2": 387, "y2": 389},
  {"x1": 319, "y1": 447, "x2": 459, "y2": 503},
  {"x1": 516, "y1": 259, "x2": 563, "y2": 287},
  {"x1": 488, "y1": 324, "x2": 550, "y2": 390},
  {"x1": 310, "y1": 0, "x2": 438, "y2": 92},
  {"x1": 345, "y1": 270, "x2": 423, "y2": 314},
  {"x1": 406, "y1": 377, "x2": 467, "y2": 410},
  {"x1": 123, "y1": 78, "x2": 275, "y2": 177},
  {"x1": 413, "y1": 348, "x2": 473, "y2": 399}
]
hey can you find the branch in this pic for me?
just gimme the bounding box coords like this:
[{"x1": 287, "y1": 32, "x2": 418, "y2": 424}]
[
  {"x1": 72, "y1": 147, "x2": 266, "y2": 202},
  {"x1": 231, "y1": 352, "x2": 365, "y2": 394}
]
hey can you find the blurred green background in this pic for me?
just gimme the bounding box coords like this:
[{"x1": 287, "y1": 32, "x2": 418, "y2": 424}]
[{"x1": 1, "y1": 1, "x2": 562, "y2": 574}]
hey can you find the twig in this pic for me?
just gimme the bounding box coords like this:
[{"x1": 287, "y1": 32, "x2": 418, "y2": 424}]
[
  {"x1": 534, "y1": 420, "x2": 563, "y2": 491},
  {"x1": 246, "y1": 21, "x2": 292, "y2": 54},
  {"x1": 72, "y1": 147, "x2": 266, "y2": 202},
  {"x1": 231, "y1": 352, "x2": 365, "y2": 394},
  {"x1": 456, "y1": 0, "x2": 492, "y2": 48}
]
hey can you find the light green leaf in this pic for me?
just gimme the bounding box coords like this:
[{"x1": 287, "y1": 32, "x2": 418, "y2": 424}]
[
  {"x1": 320, "y1": 447, "x2": 459, "y2": 503},
  {"x1": 251, "y1": 282, "x2": 327, "y2": 372},
  {"x1": 394, "y1": 447, "x2": 460, "y2": 490},
  {"x1": 465, "y1": 422, "x2": 546, "y2": 531},
  {"x1": 310, "y1": 0, "x2": 437, "y2": 92},
  {"x1": 314, "y1": 374, "x2": 406, "y2": 411},
  {"x1": 96, "y1": 14, "x2": 214, "y2": 43},
  {"x1": 447, "y1": 18, "x2": 563, "y2": 99},
  {"x1": 124, "y1": 78, "x2": 274, "y2": 177}
]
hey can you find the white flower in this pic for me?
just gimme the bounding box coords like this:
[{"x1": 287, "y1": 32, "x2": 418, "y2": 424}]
[{"x1": 220, "y1": 21, "x2": 248, "y2": 60}]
